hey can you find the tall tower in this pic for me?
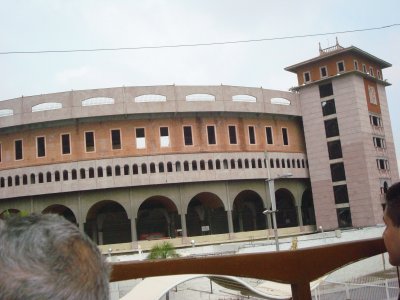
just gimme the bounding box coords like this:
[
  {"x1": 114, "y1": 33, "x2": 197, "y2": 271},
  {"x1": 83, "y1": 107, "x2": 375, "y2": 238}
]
[{"x1": 285, "y1": 41, "x2": 398, "y2": 230}]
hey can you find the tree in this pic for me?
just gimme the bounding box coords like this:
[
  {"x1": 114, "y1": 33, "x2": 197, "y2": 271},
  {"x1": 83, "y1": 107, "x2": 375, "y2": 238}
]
[{"x1": 147, "y1": 241, "x2": 180, "y2": 259}]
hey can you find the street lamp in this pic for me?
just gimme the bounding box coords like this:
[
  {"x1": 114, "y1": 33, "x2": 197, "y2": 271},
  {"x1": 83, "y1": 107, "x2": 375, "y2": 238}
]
[{"x1": 263, "y1": 173, "x2": 292, "y2": 251}]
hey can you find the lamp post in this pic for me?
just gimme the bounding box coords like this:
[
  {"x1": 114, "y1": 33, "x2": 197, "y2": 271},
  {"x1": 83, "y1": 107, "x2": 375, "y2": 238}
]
[{"x1": 263, "y1": 173, "x2": 292, "y2": 251}]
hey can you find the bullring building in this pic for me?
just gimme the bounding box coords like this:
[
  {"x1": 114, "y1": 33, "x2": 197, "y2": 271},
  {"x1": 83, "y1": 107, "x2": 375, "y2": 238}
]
[{"x1": 0, "y1": 43, "x2": 397, "y2": 247}]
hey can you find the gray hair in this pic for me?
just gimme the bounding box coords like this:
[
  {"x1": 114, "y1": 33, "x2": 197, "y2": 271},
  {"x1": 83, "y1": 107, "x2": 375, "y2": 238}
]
[{"x1": 0, "y1": 214, "x2": 110, "y2": 300}]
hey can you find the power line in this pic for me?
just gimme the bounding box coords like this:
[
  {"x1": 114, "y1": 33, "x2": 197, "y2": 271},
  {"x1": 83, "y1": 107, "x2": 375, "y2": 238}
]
[{"x1": 1, "y1": 23, "x2": 399, "y2": 55}]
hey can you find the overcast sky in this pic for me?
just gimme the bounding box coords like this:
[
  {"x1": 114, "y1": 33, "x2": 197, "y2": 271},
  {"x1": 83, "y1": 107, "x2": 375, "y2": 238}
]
[{"x1": 1, "y1": 0, "x2": 399, "y2": 169}]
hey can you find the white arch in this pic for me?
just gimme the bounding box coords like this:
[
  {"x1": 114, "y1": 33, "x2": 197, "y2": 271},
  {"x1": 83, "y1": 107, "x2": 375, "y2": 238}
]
[
  {"x1": 135, "y1": 94, "x2": 167, "y2": 102},
  {"x1": 232, "y1": 94, "x2": 257, "y2": 102},
  {"x1": 186, "y1": 94, "x2": 215, "y2": 102},
  {"x1": 32, "y1": 102, "x2": 62, "y2": 112},
  {"x1": 271, "y1": 98, "x2": 291, "y2": 105},
  {"x1": 0, "y1": 109, "x2": 13, "y2": 117},
  {"x1": 81, "y1": 97, "x2": 114, "y2": 106}
]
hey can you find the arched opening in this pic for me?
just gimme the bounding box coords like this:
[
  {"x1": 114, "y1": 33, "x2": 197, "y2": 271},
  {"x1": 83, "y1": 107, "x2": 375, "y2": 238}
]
[
  {"x1": 275, "y1": 189, "x2": 298, "y2": 228},
  {"x1": 167, "y1": 162, "x2": 173, "y2": 172},
  {"x1": 232, "y1": 190, "x2": 266, "y2": 232},
  {"x1": 150, "y1": 163, "x2": 156, "y2": 173},
  {"x1": 115, "y1": 165, "x2": 121, "y2": 176},
  {"x1": 30, "y1": 173, "x2": 36, "y2": 184},
  {"x1": 186, "y1": 192, "x2": 228, "y2": 237},
  {"x1": 55, "y1": 171, "x2": 60, "y2": 181},
  {"x1": 208, "y1": 160, "x2": 213, "y2": 170},
  {"x1": 0, "y1": 209, "x2": 21, "y2": 219},
  {"x1": 63, "y1": 170, "x2": 68, "y2": 181},
  {"x1": 245, "y1": 159, "x2": 249, "y2": 168},
  {"x1": 301, "y1": 189, "x2": 316, "y2": 226},
  {"x1": 38, "y1": 173, "x2": 44, "y2": 183},
  {"x1": 71, "y1": 169, "x2": 77, "y2": 180},
  {"x1": 175, "y1": 161, "x2": 181, "y2": 172},
  {"x1": 133, "y1": 164, "x2": 138, "y2": 175},
  {"x1": 106, "y1": 166, "x2": 112, "y2": 177},
  {"x1": 46, "y1": 172, "x2": 52, "y2": 182},
  {"x1": 137, "y1": 196, "x2": 180, "y2": 240},
  {"x1": 159, "y1": 162, "x2": 165, "y2": 173},
  {"x1": 200, "y1": 160, "x2": 206, "y2": 170},
  {"x1": 15, "y1": 175, "x2": 20, "y2": 186},
  {"x1": 89, "y1": 168, "x2": 95, "y2": 178},
  {"x1": 124, "y1": 164, "x2": 129, "y2": 175},
  {"x1": 80, "y1": 168, "x2": 86, "y2": 179},
  {"x1": 184, "y1": 161, "x2": 189, "y2": 171},
  {"x1": 42, "y1": 204, "x2": 77, "y2": 225},
  {"x1": 85, "y1": 200, "x2": 131, "y2": 245},
  {"x1": 141, "y1": 163, "x2": 147, "y2": 174}
]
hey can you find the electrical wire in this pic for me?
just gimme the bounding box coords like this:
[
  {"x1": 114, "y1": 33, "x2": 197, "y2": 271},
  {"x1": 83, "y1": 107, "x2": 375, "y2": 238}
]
[{"x1": 0, "y1": 23, "x2": 399, "y2": 55}]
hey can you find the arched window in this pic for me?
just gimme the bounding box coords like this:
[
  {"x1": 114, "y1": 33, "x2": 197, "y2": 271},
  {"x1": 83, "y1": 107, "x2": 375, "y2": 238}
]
[
  {"x1": 302, "y1": 159, "x2": 305, "y2": 168},
  {"x1": 175, "y1": 161, "x2": 181, "y2": 172},
  {"x1": 276, "y1": 159, "x2": 280, "y2": 168},
  {"x1": 270, "y1": 159, "x2": 274, "y2": 168},
  {"x1": 23, "y1": 174, "x2": 28, "y2": 185},
  {"x1": 115, "y1": 165, "x2": 121, "y2": 176},
  {"x1": 258, "y1": 159, "x2": 262, "y2": 168},
  {"x1": 80, "y1": 168, "x2": 86, "y2": 179},
  {"x1": 200, "y1": 160, "x2": 205, "y2": 170},
  {"x1": 124, "y1": 165, "x2": 130, "y2": 175},
  {"x1": 0, "y1": 177, "x2": 5, "y2": 187},
  {"x1": 287, "y1": 159, "x2": 291, "y2": 168},
  {"x1": 292, "y1": 159, "x2": 295, "y2": 168},
  {"x1": 264, "y1": 159, "x2": 267, "y2": 168},
  {"x1": 141, "y1": 163, "x2": 147, "y2": 174},
  {"x1": 216, "y1": 159, "x2": 221, "y2": 170},
  {"x1": 30, "y1": 173, "x2": 36, "y2": 184},
  {"x1": 230, "y1": 159, "x2": 236, "y2": 169},
  {"x1": 167, "y1": 162, "x2": 173, "y2": 172},
  {"x1": 89, "y1": 168, "x2": 95, "y2": 178},
  {"x1": 297, "y1": 159, "x2": 301, "y2": 168},
  {"x1": 38, "y1": 173, "x2": 44, "y2": 183},
  {"x1": 106, "y1": 166, "x2": 112, "y2": 177},
  {"x1": 281, "y1": 159, "x2": 285, "y2": 168},
  {"x1": 63, "y1": 170, "x2": 68, "y2": 181},
  {"x1": 133, "y1": 164, "x2": 138, "y2": 175},
  {"x1": 159, "y1": 162, "x2": 165, "y2": 173},
  {"x1": 223, "y1": 159, "x2": 228, "y2": 169},
  {"x1": 7, "y1": 176, "x2": 12, "y2": 187},
  {"x1": 238, "y1": 159, "x2": 243, "y2": 169},
  {"x1": 208, "y1": 159, "x2": 213, "y2": 170},
  {"x1": 150, "y1": 163, "x2": 156, "y2": 173},
  {"x1": 251, "y1": 159, "x2": 256, "y2": 168},
  {"x1": 15, "y1": 175, "x2": 20, "y2": 186},
  {"x1": 46, "y1": 171, "x2": 52, "y2": 182},
  {"x1": 55, "y1": 171, "x2": 60, "y2": 182},
  {"x1": 184, "y1": 161, "x2": 189, "y2": 171},
  {"x1": 97, "y1": 167, "x2": 103, "y2": 178},
  {"x1": 192, "y1": 160, "x2": 198, "y2": 171},
  {"x1": 71, "y1": 169, "x2": 77, "y2": 180}
]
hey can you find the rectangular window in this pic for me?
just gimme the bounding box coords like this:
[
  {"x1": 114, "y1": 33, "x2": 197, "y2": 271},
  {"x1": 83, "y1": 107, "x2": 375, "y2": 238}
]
[
  {"x1": 337, "y1": 207, "x2": 352, "y2": 228},
  {"x1": 136, "y1": 128, "x2": 146, "y2": 149},
  {"x1": 61, "y1": 134, "x2": 71, "y2": 155},
  {"x1": 85, "y1": 131, "x2": 95, "y2": 152},
  {"x1": 183, "y1": 126, "x2": 193, "y2": 146},
  {"x1": 207, "y1": 125, "x2": 216, "y2": 145},
  {"x1": 160, "y1": 127, "x2": 170, "y2": 147},
  {"x1": 337, "y1": 61, "x2": 345, "y2": 73},
  {"x1": 15, "y1": 139, "x2": 23, "y2": 160},
  {"x1": 333, "y1": 185, "x2": 350, "y2": 204},
  {"x1": 320, "y1": 66, "x2": 327, "y2": 78},
  {"x1": 248, "y1": 126, "x2": 256, "y2": 145},
  {"x1": 321, "y1": 99, "x2": 336, "y2": 116},
  {"x1": 377, "y1": 70, "x2": 382, "y2": 80},
  {"x1": 354, "y1": 60, "x2": 359, "y2": 71},
  {"x1": 319, "y1": 83, "x2": 333, "y2": 98},
  {"x1": 303, "y1": 71, "x2": 311, "y2": 83},
  {"x1": 327, "y1": 140, "x2": 343, "y2": 160},
  {"x1": 111, "y1": 129, "x2": 122, "y2": 150},
  {"x1": 228, "y1": 125, "x2": 237, "y2": 144},
  {"x1": 265, "y1": 127, "x2": 273, "y2": 144},
  {"x1": 282, "y1": 128, "x2": 289, "y2": 146},
  {"x1": 373, "y1": 137, "x2": 385, "y2": 149},
  {"x1": 330, "y1": 162, "x2": 346, "y2": 182},
  {"x1": 370, "y1": 115, "x2": 382, "y2": 127},
  {"x1": 362, "y1": 64, "x2": 367, "y2": 73},
  {"x1": 37, "y1": 136, "x2": 46, "y2": 157},
  {"x1": 324, "y1": 118, "x2": 340, "y2": 138},
  {"x1": 377, "y1": 158, "x2": 389, "y2": 170}
]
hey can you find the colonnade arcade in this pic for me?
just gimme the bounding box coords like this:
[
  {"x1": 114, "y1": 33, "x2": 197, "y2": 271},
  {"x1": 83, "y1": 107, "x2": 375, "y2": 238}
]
[{"x1": 0, "y1": 186, "x2": 316, "y2": 246}]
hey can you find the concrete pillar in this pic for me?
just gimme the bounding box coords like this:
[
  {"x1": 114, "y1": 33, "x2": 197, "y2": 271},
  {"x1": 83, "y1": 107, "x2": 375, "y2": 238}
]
[
  {"x1": 181, "y1": 213, "x2": 188, "y2": 243},
  {"x1": 131, "y1": 218, "x2": 138, "y2": 241},
  {"x1": 297, "y1": 205, "x2": 304, "y2": 227},
  {"x1": 227, "y1": 209, "x2": 234, "y2": 236}
]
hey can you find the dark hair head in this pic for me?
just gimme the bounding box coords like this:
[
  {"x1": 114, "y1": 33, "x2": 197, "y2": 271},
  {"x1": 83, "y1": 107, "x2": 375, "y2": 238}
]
[
  {"x1": 385, "y1": 182, "x2": 400, "y2": 227},
  {"x1": 0, "y1": 214, "x2": 110, "y2": 300}
]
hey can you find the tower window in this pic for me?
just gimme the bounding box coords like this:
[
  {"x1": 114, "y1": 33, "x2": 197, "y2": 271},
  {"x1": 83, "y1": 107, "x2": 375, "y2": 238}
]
[
  {"x1": 337, "y1": 61, "x2": 345, "y2": 73},
  {"x1": 377, "y1": 70, "x2": 382, "y2": 80},
  {"x1": 370, "y1": 115, "x2": 382, "y2": 127},
  {"x1": 37, "y1": 136, "x2": 46, "y2": 157},
  {"x1": 183, "y1": 126, "x2": 193, "y2": 146},
  {"x1": 320, "y1": 66, "x2": 328, "y2": 78},
  {"x1": 228, "y1": 125, "x2": 237, "y2": 144},
  {"x1": 136, "y1": 128, "x2": 146, "y2": 149},
  {"x1": 377, "y1": 159, "x2": 389, "y2": 170},
  {"x1": 369, "y1": 67, "x2": 374, "y2": 77},
  {"x1": 160, "y1": 127, "x2": 170, "y2": 147},
  {"x1": 281, "y1": 128, "x2": 289, "y2": 145},
  {"x1": 207, "y1": 125, "x2": 216, "y2": 145},
  {"x1": 330, "y1": 162, "x2": 346, "y2": 182},
  {"x1": 15, "y1": 139, "x2": 23, "y2": 160},
  {"x1": 303, "y1": 71, "x2": 311, "y2": 83},
  {"x1": 61, "y1": 134, "x2": 71, "y2": 155},
  {"x1": 111, "y1": 129, "x2": 121, "y2": 150},
  {"x1": 319, "y1": 83, "x2": 333, "y2": 98},
  {"x1": 362, "y1": 64, "x2": 367, "y2": 73},
  {"x1": 373, "y1": 137, "x2": 385, "y2": 149},
  {"x1": 85, "y1": 131, "x2": 95, "y2": 152},
  {"x1": 321, "y1": 99, "x2": 336, "y2": 116},
  {"x1": 324, "y1": 118, "x2": 340, "y2": 138},
  {"x1": 337, "y1": 207, "x2": 352, "y2": 228},
  {"x1": 327, "y1": 140, "x2": 343, "y2": 160},
  {"x1": 354, "y1": 60, "x2": 359, "y2": 70},
  {"x1": 248, "y1": 126, "x2": 256, "y2": 144},
  {"x1": 333, "y1": 184, "x2": 349, "y2": 204},
  {"x1": 265, "y1": 127, "x2": 273, "y2": 144}
]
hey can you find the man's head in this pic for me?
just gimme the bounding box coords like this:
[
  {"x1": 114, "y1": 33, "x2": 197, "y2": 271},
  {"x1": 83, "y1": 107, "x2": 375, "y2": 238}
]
[
  {"x1": 383, "y1": 182, "x2": 400, "y2": 266},
  {"x1": 0, "y1": 214, "x2": 110, "y2": 300}
]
